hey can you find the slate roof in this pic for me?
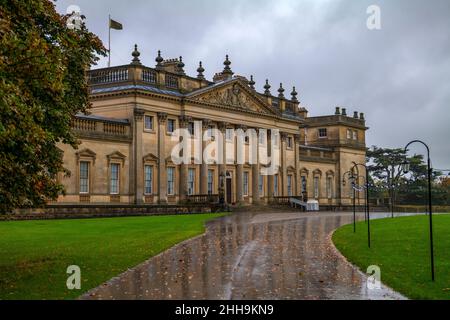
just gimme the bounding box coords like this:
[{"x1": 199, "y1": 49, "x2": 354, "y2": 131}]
[
  {"x1": 89, "y1": 80, "x2": 301, "y2": 121},
  {"x1": 90, "y1": 84, "x2": 184, "y2": 97}
]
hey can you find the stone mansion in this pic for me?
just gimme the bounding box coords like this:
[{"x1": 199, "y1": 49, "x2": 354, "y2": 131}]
[{"x1": 56, "y1": 45, "x2": 367, "y2": 207}]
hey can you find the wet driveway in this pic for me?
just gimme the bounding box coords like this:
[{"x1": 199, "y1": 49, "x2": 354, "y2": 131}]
[{"x1": 81, "y1": 211, "x2": 406, "y2": 300}]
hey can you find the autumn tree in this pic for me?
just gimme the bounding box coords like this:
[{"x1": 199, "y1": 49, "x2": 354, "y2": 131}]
[{"x1": 0, "y1": 0, "x2": 105, "y2": 213}]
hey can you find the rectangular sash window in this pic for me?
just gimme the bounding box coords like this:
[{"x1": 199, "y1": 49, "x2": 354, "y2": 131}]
[
  {"x1": 207, "y1": 170, "x2": 214, "y2": 194},
  {"x1": 167, "y1": 167, "x2": 174, "y2": 195},
  {"x1": 79, "y1": 161, "x2": 89, "y2": 193},
  {"x1": 274, "y1": 175, "x2": 278, "y2": 196},
  {"x1": 243, "y1": 172, "x2": 249, "y2": 196},
  {"x1": 144, "y1": 165, "x2": 153, "y2": 194},
  {"x1": 110, "y1": 163, "x2": 120, "y2": 194},
  {"x1": 287, "y1": 175, "x2": 292, "y2": 196},
  {"x1": 188, "y1": 168, "x2": 195, "y2": 195}
]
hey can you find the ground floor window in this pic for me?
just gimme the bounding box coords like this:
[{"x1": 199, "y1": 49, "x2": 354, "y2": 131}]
[
  {"x1": 188, "y1": 168, "x2": 195, "y2": 195},
  {"x1": 314, "y1": 176, "x2": 319, "y2": 199},
  {"x1": 110, "y1": 163, "x2": 120, "y2": 194},
  {"x1": 287, "y1": 175, "x2": 292, "y2": 196},
  {"x1": 301, "y1": 176, "x2": 307, "y2": 193},
  {"x1": 144, "y1": 165, "x2": 153, "y2": 194},
  {"x1": 259, "y1": 175, "x2": 264, "y2": 195},
  {"x1": 326, "y1": 177, "x2": 333, "y2": 199},
  {"x1": 243, "y1": 171, "x2": 249, "y2": 196},
  {"x1": 274, "y1": 174, "x2": 278, "y2": 196},
  {"x1": 167, "y1": 167, "x2": 174, "y2": 195},
  {"x1": 207, "y1": 169, "x2": 214, "y2": 194},
  {"x1": 79, "y1": 161, "x2": 89, "y2": 193}
]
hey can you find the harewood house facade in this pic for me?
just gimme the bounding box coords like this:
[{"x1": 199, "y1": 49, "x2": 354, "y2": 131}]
[{"x1": 56, "y1": 45, "x2": 368, "y2": 207}]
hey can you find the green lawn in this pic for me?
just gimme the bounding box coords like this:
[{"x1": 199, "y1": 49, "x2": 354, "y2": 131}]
[
  {"x1": 0, "y1": 213, "x2": 225, "y2": 300},
  {"x1": 332, "y1": 214, "x2": 450, "y2": 300}
]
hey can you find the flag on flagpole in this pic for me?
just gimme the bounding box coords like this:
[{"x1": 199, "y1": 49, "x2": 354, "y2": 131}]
[
  {"x1": 108, "y1": 17, "x2": 122, "y2": 67},
  {"x1": 109, "y1": 18, "x2": 123, "y2": 30}
]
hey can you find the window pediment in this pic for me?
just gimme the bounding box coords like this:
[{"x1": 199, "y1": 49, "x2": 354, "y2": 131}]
[
  {"x1": 143, "y1": 153, "x2": 159, "y2": 163},
  {"x1": 76, "y1": 148, "x2": 96, "y2": 163},
  {"x1": 287, "y1": 165, "x2": 296, "y2": 172},
  {"x1": 300, "y1": 167, "x2": 309, "y2": 176},
  {"x1": 107, "y1": 151, "x2": 126, "y2": 167}
]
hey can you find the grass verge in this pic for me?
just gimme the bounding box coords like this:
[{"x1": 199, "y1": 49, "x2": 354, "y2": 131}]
[
  {"x1": 332, "y1": 214, "x2": 450, "y2": 300},
  {"x1": 0, "y1": 213, "x2": 225, "y2": 299}
]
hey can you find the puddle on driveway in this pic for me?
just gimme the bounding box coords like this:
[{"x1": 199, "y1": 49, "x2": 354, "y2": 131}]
[{"x1": 81, "y1": 211, "x2": 406, "y2": 300}]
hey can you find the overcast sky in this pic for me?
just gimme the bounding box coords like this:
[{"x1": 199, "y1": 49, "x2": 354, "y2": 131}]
[{"x1": 55, "y1": 0, "x2": 450, "y2": 169}]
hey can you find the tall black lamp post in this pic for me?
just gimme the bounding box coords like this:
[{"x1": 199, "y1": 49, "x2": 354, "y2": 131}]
[
  {"x1": 403, "y1": 140, "x2": 435, "y2": 281},
  {"x1": 352, "y1": 162, "x2": 371, "y2": 248},
  {"x1": 342, "y1": 170, "x2": 356, "y2": 233}
]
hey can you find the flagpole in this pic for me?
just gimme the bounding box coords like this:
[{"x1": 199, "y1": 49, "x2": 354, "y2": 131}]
[{"x1": 108, "y1": 14, "x2": 111, "y2": 67}]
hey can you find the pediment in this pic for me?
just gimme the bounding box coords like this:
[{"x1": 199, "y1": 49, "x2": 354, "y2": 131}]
[
  {"x1": 76, "y1": 148, "x2": 96, "y2": 160},
  {"x1": 165, "y1": 155, "x2": 174, "y2": 164},
  {"x1": 143, "y1": 153, "x2": 159, "y2": 163},
  {"x1": 313, "y1": 169, "x2": 322, "y2": 176},
  {"x1": 107, "y1": 151, "x2": 126, "y2": 160},
  {"x1": 107, "y1": 151, "x2": 126, "y2": 167},
  {"x1": 187, "y1": 79, "x2": 279, "y2": 116},
  {"x1": 287, "y1": 165, "x2": 296, "y2": 172}
]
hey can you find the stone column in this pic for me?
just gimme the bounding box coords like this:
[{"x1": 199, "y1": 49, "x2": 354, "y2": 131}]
[
  {"x1": 218, "y1": 122, "x2": 228, "y2": 178},
  {"x1": 337, "y1": 151, "x2": 343, "y2": 206},
  {"x1": 200, "y1": 119, "x2": 211, "y2": 194},
  {"x1": 280, "y1": 132, "x2": 288, "y2": 196},
  {"x1": 267, "y1": 130, "x2": 274, "y2": 201},
  {"x1": 157, "y1": 112, "x2": 167, "y2": 203},
  {"x1": 134, "y1": 109, "x2": 145, "y2": 204},
  {"x1": 251, "y1": 128, "x2": 260, "y2": 204},
  {"x1": 235, "y1": 125, "x2": 243, "y2": 204},
  {"x1": 294, "y1": 133, "x2": 301, "y2": 196},
  {"x1": 218, "y1": 122, "x2": 228, "y2": 203},
  {"x1": 178, "y1": 115, "x2": 190, "y2": 200}
]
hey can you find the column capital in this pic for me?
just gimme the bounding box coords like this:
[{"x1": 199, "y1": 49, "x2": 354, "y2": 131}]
[
  {"x1": 294, "y1": 134, "x2": 301, "y2": 142},
  {"x1": 218, "y1": 121, "x2": 229, "y2": 131},
  {"x1": 280, "y1": 132, "x2": 289, "y2": 141},
  {"x1": 235, "y1": 124, "x2": 247, "y2": 131},
  {"x1": 157, "y1": 112, "x2": 168, "y2": 123},
  {"x1": 178, "y1": 115, "x2": 192, "y2": 128},
  {"x1": 202, "y1": 119, "x2": 212, "y2": 129},
  {"x1": 134, "y1": 108, "x2": 145, "y2": 120}
]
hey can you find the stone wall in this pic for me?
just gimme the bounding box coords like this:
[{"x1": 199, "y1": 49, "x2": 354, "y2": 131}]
[{"x1": 3, "y1": 204, "x2": 221, "y2": 221}]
